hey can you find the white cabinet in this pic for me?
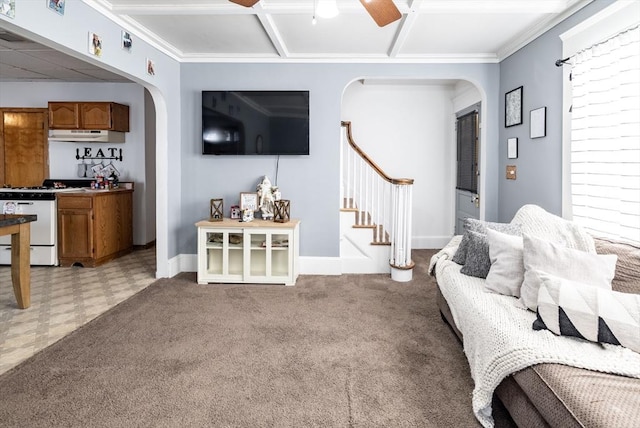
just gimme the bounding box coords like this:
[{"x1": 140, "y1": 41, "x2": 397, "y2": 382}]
[{"x1": 196, "y1": 218, "x2": 300, "y2": 286}]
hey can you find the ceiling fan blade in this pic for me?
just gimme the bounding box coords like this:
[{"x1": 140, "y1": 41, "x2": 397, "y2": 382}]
[
  {"x1": 359, "y1": 0, "x2": 402, "y2": 27},
  {"x1": 229, "y1": 0, "x2": 260, "y2": 7}
]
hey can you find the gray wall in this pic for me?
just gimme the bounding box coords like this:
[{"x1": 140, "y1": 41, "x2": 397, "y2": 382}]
[
  {"x1": 498, "y1": 0, "x2": 616, "y2": 222},
  {"x1": 180, "y1": 63, "x2": 500, "y2": 257}
]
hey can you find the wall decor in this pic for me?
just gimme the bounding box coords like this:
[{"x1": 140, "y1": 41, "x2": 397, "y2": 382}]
[
  {"x1": 121, "y1": 31, "x2": 132, "y2": 51},
  {"x1": 505, "y1": 86, "x2": 523, "y2": 127},
  {"x1": 1, "y1": 0, "x2": 15, "y2": 19},
  {"x1": 47, "y1": 0, "x2": 64, "y2": 16},
  {"x1": 507, "y1": 138, "x2": 518, "y2": 159},
  {"x1": 530, "y1": 107, "x2": 547, "y2": 138},
  {"x1": 230, "y1": 205, "x2": 241, "y2": 219},
  {"x1": 146, "y1": 58, "x2": 155, "y2": 75},
  {"x1": 239, "y1": 192, "x2": 258, "y2": 212},
  {"x1": 88, "y1": 32, "x2": 102, "y2": 57},
  {"x1": 210, "y1": 199, "x2": 224, "y2": 222}
]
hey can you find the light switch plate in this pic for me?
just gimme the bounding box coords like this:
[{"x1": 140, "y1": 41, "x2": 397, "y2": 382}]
[{"x1": 506, "y1": 165, "x2": 517, "y2": 180}]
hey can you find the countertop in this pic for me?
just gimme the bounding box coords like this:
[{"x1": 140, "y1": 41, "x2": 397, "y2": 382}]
[
  {"x1": 56, "y1": 187, "x2": 134, "y2": 196},
  {"x1": 0, "y1": 214, "x2": 37, "y2": 227}
]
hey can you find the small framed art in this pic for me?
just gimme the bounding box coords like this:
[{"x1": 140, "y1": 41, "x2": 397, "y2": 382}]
[
  {"x1": 1, "y1": 0, "x2": 15, "y2": 19},
  {"x1": 146, "y1": 58, "x2": 155, "y2": 76},
  {"x1": 89, "y1": 32, "x2": 102, "y2": 57},
  {"x1": 507, "y1": 138, "x2": 518, "y2": 159},
  {"x1": 530, "y1": 107, "x2": 547, "y2": 139},
  {"x1": 47, "y1": 0, "x2": 64, "y2": 16},
  {"x1": 505, "y1": 86, "x2": 523, "y2": 127},
  {"x1": 122, "y1": 31, "x2": 133, "y2": 52},
  {"x1": 239, "y1": 192, "x2": 258, "y2": 212}
]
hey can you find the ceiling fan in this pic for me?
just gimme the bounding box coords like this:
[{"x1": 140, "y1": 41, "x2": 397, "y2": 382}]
[{"x1": 228, "y1": 0, "x2": 402, "y2": 27}]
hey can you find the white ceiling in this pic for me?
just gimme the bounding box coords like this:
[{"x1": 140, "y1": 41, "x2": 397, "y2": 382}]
[{"x1": 0, "y1": 0, "x2": 586, "y2": 82}]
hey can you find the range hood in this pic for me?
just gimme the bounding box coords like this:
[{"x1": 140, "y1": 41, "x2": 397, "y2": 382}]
[{"x1": 48, "y1": 129, "x2": 125, "y2": 143}]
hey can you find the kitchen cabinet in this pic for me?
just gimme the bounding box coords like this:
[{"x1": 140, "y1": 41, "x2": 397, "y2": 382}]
[
  {"x1": 57, "y1": 188, "x2": 133, "y2": 267},
  {"x1": 48, "y1": 102, "x2": 130, "y2": 132},
  {"x1": 196, "y1": 218, "x2": 300, "y2": 286},
  {"x1": 0, "y1": 108, "x2": 49, "y2": 187}
]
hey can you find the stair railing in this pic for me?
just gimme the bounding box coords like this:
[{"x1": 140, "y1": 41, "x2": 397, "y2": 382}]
[{"x1": 340, "y1": 121, "x2": 415, "y2": 281}]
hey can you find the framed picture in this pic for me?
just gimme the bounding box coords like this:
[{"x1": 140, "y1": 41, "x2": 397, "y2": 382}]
[
  {"x1": 88, "y1": 32, "x2": 102, "y2": 57},
  {"x1": 1, "y1": 0, "x2": 15, "y2": 19},
  {"x1": 239, "y1": 192, "x2": 258, "y2": 211},
  {"x1": 121, "y1": 31, "x2": 133, "y2": 52},
  {"x1": 530, "y1": 107, "x2": 547, "y2": 139},
  {"x1": 47, "y1": 0, "x2": 65, "y2": 16},
  {"x1": 146, "y1": 58, "x2": 155, "y2": 76},
  {"x1": 507, "y1": 138, "x2": 518, "y2": 159},
  {"x1": 505, "y1": 86, "x2": 523, "y2": 127}
]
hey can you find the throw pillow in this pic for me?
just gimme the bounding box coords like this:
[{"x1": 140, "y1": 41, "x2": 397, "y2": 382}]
[
  {"x1": 594, "y1": 237, "x2": 640, "y2": 295},
  {"x1": 520, "y1": 234, "x2": 618, "y2": 311},
  {"x1": 460, "y1": 231, "x2": 491, "y2": 278},
  {"x1": 484, "y1": 229, "x2": 524, "y2": 297},
  {"x1": 533, "y1": 272, "x2": 640, "y2": 354},
  {"x1": 451, "y1": 218, "x2": 521, "y2": 265}
]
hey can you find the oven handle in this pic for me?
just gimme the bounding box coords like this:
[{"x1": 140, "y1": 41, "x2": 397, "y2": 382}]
[
  {"x1": 17, "y1": 202, "x2": 34, "y2": 205},
  {"x1": 4, "y1": 247, "x2": 34, "y2": 250}
]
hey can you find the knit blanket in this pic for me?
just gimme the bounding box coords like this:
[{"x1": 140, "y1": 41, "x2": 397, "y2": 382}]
[{"x1": 431, "y1": 239, "x2": 640, "y2": 428}]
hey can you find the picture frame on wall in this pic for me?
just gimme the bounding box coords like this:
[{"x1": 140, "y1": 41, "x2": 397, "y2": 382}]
[
  {"x1": 239, "y1": 192, "x2": 258, "y2": 212},
  {"x1": 121, "y1": 30, "x2": 133, "y2": 52},
  {"x1": 507, "y1": 138, "x2": 518, "y2": 159},
  {"x1": 47, "y1": 0, "x2": 65, "y2": 16},
  {"x1": 530, "y1": 107, "x2": 547, "y2": 138},
  {"x1": 505, "y1": 86, "x2": 523, "y2": 127},
  {"x1": 1, "y1": 0, "x2": 16, "y2": 19}
]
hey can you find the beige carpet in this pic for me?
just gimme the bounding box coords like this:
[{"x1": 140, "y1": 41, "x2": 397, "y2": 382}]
[{"x1": 0, "y1": 250, "x2": 514, "y2": 427}]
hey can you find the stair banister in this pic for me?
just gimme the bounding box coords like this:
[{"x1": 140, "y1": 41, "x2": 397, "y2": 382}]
[{"x1": 341, "y1": 121, "x2": 415, "y2": 281}]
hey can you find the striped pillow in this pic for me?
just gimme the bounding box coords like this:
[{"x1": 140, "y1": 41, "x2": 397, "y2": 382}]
[{"x1": 533, "y1": 272, "x2": 640, "y2": 353}]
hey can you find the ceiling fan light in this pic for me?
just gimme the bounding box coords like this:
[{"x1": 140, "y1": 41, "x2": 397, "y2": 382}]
[{"x1": 316, "y1": 0, "x2": 339, "y2": 18}]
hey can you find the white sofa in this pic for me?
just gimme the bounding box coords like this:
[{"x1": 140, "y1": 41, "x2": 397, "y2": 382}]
[{"x1": 429, "y1": 205, "x2": 640, "y2": 428}]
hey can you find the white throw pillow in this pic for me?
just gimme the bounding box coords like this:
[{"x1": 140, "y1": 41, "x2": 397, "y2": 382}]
[
  {"x1": 534, "y1": 272, "x2": 640, "y2": 354},
  {"x1": 484, "y1": 229, "x2": 524, "y2": 297},
  {"x1": 520, "y1": 234, "x2": 618, "y2": 311}
]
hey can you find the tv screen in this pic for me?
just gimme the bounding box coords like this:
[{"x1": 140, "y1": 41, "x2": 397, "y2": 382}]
[{"x1": 202, "y1": 90, "x2": 310, "y2": 155}]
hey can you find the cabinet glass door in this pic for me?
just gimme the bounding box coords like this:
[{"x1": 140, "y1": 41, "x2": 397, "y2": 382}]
[
  {"x1": 204, "y1": 230, "x2": 243, "y2": 278},
  {"x1": 249, "y1": 232, "x2": 267, "y2": 277},
  {"x1": 205, "y1": 232, "x2": 224, "y2": 275},
  {"x1": 271, "y1": 233, "x2": 290, "y2": 278}
]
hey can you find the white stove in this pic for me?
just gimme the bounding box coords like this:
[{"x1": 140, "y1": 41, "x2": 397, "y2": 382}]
[{"x1": 0, "y1": 185, "x2": 81, "y2": 266}]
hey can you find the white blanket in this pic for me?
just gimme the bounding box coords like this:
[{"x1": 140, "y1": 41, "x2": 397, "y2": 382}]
[{"x1": 431, "y1": 240, "x2": 640, "y2": 428}]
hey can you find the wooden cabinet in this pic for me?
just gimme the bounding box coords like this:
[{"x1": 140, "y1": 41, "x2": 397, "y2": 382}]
[
  {"x1": 0, "y1": 108, "x2": 49, "y2": 187},
  {"x1": 196, "y1": 218, "x2": 300, "y2": 286},
  {"x1": 48, "y1": 102, "x2": 129, "y2": 131},
  {"x1": 57, "y1": 189, "x2": 133, "y2": 267}
]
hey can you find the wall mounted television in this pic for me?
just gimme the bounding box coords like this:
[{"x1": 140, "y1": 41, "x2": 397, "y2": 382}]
[{"x1": 202, "y1": 90, "x2": 310, "y2": 155}]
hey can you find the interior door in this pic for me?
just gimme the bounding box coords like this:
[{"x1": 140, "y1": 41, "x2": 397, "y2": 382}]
[
  {"x1": 455, "y1": 109, "x2": 480, "y2": 234},
  {"x1": 0, "y1": 109, "x2": 49, "y2": 187}
]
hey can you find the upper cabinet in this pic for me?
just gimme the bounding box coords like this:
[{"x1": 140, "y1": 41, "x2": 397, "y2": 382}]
[{"x1": 48, "y1": 102, "x2": 129, "y2": 132}]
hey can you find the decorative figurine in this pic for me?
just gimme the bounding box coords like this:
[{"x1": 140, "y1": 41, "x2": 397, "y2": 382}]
[
  {"x1": 256, "y1": 175, "x2": 275, "y2": 220},
  {"x1": 241, "y1": 208, "x2": 254, "y2": 222}
]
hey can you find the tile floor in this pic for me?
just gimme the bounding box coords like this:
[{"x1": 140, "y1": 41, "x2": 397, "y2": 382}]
[{"x1": 0, "y1": 248, "x2": 157, "y2": 375}]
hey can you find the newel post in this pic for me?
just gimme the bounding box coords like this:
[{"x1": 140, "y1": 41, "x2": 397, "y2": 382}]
[{"x1": 389, "y1": 180, "x2": 415, "y2": 282}]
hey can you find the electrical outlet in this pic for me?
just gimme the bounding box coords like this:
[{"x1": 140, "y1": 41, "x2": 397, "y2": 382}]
[{"x1": 506, "y1": 165, "x2": 517, "y2": 180}]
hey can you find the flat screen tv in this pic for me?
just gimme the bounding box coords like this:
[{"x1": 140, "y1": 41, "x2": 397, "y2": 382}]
[{"x1": 202, "y1": 90, "x2": 309, "y2": 155}]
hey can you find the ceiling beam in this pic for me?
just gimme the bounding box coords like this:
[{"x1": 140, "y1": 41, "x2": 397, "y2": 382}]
[
  {"x1": 253, "y1": 3, "x2": 289, "y2": 58},
  {"x1": 388, "y1": 0, "x2": 421, "y2": 58}
]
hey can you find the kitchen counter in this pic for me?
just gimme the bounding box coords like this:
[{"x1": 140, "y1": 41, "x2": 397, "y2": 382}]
[{"x1": 0, "y1": 214, "x2": 37, "y2": 309}]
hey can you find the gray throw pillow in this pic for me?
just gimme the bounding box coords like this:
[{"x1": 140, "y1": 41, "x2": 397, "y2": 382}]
[
  {"x1": 460, "y1": 230, "x2": 491, "y2": 278},
  {"x1": 452, "y1": 218, "x2": 521, "y2": 265}
]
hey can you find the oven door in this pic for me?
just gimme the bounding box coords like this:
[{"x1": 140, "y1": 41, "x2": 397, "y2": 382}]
[{"x1": 0, "y1": 199, "x2": 57, "y2": 265}]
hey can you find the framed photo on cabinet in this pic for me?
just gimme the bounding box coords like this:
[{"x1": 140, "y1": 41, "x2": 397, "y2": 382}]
[
  {"x1": 239, "y1": 192, "x2": 258, "y2": 212},
  {"x1": 505, "y1": 86, "x2": 523, "y2": 127}
]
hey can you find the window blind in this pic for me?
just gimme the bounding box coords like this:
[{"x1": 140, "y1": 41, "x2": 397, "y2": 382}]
[{"x1": 570, "y1": 25, "x2": 640, "y2": 244}]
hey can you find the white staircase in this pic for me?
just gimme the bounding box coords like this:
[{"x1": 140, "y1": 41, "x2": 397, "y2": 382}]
[{"x1": 340, "y1": 121, "x2": 415, "y2": 281}]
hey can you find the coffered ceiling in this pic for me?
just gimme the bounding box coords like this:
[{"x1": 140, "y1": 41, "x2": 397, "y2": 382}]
[{"x1": 0, "y1": 0, "x2": 587, "y2": 82}]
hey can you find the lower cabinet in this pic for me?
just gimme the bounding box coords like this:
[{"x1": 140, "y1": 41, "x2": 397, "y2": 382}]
[
  {"x1": 196, "y1": 218, "x2": 300, "y2": 285},
  {"x1": 57, "y1": 189, "x2": 133, "y2": 267}
]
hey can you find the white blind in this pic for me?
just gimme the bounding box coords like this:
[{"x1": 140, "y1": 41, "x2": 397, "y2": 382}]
[{"x1": 570, "y1": 25, "x2": 640, "y2": 244}]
